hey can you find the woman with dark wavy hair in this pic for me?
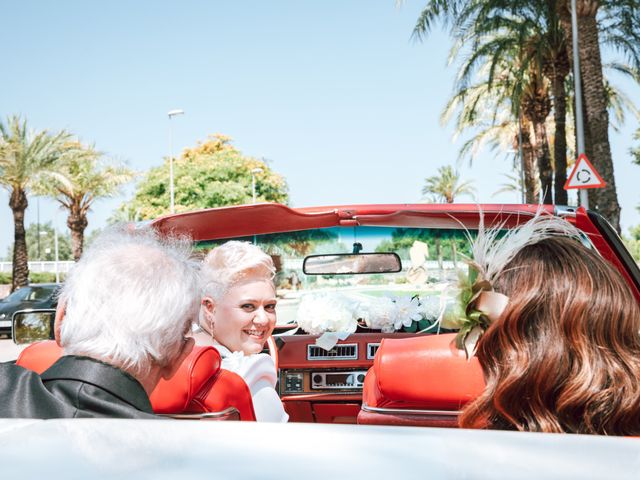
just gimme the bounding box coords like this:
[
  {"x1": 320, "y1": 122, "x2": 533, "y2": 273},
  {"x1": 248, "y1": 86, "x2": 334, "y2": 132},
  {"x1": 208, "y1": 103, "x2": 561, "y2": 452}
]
[{"x1": 459, "y1": 233, "x2": 640, "y2": 435}]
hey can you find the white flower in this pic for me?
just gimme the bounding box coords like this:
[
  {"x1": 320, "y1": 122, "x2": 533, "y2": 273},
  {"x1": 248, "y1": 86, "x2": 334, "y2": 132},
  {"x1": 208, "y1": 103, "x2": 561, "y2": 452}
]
[
  {"x1": 296, "y1": 293, "x2": 358, "y2": 335},
  {"x1": 392, "y1": 295, "x2": 422, "y2": 330},
  {"x1": 418, "y1": 295, "x2": 441, "y2": 321},
  {"x1": 357, "y1": 296, "x2": 398, "y2": 333}
]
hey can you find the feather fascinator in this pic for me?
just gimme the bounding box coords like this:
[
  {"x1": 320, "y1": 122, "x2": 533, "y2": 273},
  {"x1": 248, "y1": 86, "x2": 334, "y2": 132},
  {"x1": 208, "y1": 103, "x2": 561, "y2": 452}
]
[{"x1": 456, "y1": 210, "x2": 584, "y2": 356}]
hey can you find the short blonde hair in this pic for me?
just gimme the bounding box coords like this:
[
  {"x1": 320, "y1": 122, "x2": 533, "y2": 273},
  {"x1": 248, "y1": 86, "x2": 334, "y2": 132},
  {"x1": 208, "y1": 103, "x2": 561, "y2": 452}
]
[{"x1": 200, "y1": 241, "x2": 275, "y2": 303}]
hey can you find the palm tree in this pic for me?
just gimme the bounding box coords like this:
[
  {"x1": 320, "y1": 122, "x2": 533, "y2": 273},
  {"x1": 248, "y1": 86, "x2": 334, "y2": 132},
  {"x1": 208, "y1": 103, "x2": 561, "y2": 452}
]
[
  {"x1": 39, "y1": 143, "x2": 134, "y2": 260},
  {"x1": 422, "y1": 165, "x2": 476, "y2": 203},
  {"x1": 561, "y1": 0, "x2": 640, "y2": 231},
  {"x1": 441, "y1": 77, "x2": 541, "y2": 203},
  {"x1": 0, "y1": 116, "x2": 71, "y2": 291},
  {"x1": 521, "y1": 67, "x2": 554, "y2": 203},
  {"x1": 441, "y1": 21, "x2": 548, "y2": 203},
  {"x1": 539, "y1": 0, "x2": 571, "y2": 204},
  {"x1": 413, "y1": 1, "x2": 554, "y2": 202},
  {"x1": 421, "y1": 165, "x2": 474, "y2": 272},
  {"x1": 412, "y1": 0, "x2": 640, "y2": 228},
  {"x1": 566, "y1": 1, "x2": 617, "y2": 228},
  {"x1": 470, "y1": 0, "x2": 569, "y2": 203}
]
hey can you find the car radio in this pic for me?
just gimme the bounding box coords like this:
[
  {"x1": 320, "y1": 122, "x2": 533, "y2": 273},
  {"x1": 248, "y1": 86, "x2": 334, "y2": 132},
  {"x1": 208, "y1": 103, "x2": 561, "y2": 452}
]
[
  {"x1": 280, "y1": 369, "x2": 369, "y2": 394},
  {"x1": 311, "y1": 371, "x2": 368, "y2": 390}
]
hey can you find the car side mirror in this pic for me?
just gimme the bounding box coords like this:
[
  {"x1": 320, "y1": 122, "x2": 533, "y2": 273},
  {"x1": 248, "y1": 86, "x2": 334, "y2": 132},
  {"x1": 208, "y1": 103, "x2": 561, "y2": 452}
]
[{"x1": 12, "y1": 309, "x2": 56, "y2": 345}]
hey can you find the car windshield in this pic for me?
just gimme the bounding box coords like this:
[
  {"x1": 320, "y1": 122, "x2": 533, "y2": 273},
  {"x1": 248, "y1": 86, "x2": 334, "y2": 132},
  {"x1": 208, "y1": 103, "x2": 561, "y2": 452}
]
[
  {"x1": 198, "y1": 226, "x2": 476, "y2": 328},
  {"x1": 1, "y1": 285, "x2": 55, "y2": 303}
]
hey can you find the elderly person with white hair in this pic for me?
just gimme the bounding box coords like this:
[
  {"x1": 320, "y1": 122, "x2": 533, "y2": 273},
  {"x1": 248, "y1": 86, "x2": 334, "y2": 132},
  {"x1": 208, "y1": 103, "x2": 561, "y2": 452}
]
[
  {"x1": 0, "y1": 226, "x2": 200, "y2": 419},
  {"x1": 196, "y1": 241, "x2": 288, "y2": 422}
]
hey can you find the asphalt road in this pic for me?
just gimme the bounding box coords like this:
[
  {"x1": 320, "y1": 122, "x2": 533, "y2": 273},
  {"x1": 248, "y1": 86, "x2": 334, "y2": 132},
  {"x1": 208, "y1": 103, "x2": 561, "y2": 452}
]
[{"x1": 0, "y1": 338, "x2": 27, "y2": 362}]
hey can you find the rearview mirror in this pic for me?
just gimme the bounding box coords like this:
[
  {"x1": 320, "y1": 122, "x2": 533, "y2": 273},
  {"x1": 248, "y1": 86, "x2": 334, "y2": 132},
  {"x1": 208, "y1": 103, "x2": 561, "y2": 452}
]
[
  {"x1": 303, "y1": 253, "x2": 402, "y2": 275},
  {"x1": 12, "y1": 309, "x2": 55, "y2": 345}
]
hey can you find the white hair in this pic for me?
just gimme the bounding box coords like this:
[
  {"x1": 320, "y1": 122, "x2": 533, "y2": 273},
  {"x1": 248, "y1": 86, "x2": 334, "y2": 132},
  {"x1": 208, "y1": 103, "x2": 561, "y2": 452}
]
[
  {"x1": 199, "y1": 241, "x2": 275, "y2": 322},
  {"x1": 59, "y1": 225, "x2": 200, "y2": 377}
]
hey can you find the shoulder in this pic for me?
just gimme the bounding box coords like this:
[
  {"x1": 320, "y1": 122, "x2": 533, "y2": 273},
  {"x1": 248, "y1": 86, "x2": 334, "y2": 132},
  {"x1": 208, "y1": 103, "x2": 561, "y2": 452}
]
[
  {"x1": 0, "y1": 362, "x2": 35, "y2": 382},
  {"x1": 221, "y1": 353, "x2": 277, "y2": 390},
  {"x1": 0, "y1": 363, "x2": 69, "y2": 418},
  {"x1": 0, "y1": 362, "x2": 43, "y2": 387},
  {"x1": 0, "y1": 363, "x2": 43, "y2": 401}
]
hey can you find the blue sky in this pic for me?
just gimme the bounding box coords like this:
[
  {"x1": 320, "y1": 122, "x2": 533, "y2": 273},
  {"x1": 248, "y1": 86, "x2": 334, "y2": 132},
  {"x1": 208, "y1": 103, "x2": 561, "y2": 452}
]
[{"x1": 1, "y1": 0, "x2": 639, "y2": 256}]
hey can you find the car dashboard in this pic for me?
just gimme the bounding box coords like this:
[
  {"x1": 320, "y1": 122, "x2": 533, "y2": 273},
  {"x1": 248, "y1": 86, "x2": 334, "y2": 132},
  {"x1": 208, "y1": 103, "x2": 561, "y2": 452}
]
[{"x1": 276, "y1": 332, "x2": 419, "y2": 423}]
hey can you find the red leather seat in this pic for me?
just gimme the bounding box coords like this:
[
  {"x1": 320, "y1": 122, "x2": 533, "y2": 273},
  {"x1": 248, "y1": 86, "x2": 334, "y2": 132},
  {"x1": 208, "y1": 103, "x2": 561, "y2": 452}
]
[
  {"x1": 16, "y1": 340, "x2": 256, "y2": 421},
  {"x1": 357, "y1": 333, "x2": 485, "y2": 428}
]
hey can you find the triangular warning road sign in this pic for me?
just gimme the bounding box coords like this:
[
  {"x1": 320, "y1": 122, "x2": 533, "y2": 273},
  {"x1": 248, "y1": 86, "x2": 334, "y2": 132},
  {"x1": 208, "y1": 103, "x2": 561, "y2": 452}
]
[{"x1": 564, "y1": 154, "x2": 606, "y2": 190}]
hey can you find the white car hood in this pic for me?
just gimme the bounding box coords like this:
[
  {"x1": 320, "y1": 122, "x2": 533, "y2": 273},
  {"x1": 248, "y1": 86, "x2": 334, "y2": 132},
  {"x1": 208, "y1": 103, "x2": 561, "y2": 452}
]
[{"x1": 0, "y1": 419, "x2": 638, "y2": 479}]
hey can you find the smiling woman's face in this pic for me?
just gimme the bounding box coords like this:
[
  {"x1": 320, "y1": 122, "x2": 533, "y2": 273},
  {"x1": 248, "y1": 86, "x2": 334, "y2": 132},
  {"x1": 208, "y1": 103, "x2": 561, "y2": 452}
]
[{"x1": 210, "y1": 277, "x2": 277, "y2": 355}]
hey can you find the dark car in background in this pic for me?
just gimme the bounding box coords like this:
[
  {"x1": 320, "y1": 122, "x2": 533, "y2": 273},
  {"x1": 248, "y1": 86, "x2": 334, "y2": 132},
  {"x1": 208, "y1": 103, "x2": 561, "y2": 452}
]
[{"x1": 0, "y1": 284, "x2": 60, "y2": 337}]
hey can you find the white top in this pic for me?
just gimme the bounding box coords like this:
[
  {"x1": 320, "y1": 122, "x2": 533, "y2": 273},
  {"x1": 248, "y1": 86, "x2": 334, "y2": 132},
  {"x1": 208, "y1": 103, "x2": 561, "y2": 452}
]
[{"x1": 213, "y1": 343, "x2": 288, "y2": 423}]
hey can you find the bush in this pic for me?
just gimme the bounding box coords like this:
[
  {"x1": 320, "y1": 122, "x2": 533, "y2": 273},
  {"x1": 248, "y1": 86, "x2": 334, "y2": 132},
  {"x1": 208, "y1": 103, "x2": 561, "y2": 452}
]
[
  {"x1": 29, "y1": 272, "x2": 65, "y2": 283},
  {"x1": 0, "y1": 272, "x2": 66, "y2": 284}
]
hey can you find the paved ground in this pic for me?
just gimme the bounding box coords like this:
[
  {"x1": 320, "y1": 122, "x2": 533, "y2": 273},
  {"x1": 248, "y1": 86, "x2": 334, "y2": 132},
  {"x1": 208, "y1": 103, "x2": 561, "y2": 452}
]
[{"x1": 0, "y1": 338, "x2": 27, "y2": 362}]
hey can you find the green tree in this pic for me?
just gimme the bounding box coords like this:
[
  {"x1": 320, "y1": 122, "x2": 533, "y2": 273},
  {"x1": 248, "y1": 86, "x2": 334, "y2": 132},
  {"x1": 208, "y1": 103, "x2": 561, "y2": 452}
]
[
  {"x1": 623, "y1": 224, "x2": 640, "y2": 262},
  {"x1": 4, "y1": 222, "x2": 73, "y2": 262},
  {"x1": 36, "y1": 142, "x2": 134, "y2": 260},
  {"x1": 631, "y1": 128, "x2": 640, "y2": 166},
  {"x1": 0, "y1": 115, "x2": 71, "y2": 291},
  {"x1": 124, "y1": 134, "x2": 288, "y2": 219},
  {"x1": 422, "y1": 165, "x2": 476, "y2": 203}
]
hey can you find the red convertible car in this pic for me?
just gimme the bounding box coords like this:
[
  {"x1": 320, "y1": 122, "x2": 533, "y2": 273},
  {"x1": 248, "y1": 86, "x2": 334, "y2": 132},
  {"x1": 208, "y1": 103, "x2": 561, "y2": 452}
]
[
  {"x1": 7, "y1": 203, "x2": 640, "y2": 478},
  {"x1": 148, "y1": 202, "x2": 640, "y2": 424}
]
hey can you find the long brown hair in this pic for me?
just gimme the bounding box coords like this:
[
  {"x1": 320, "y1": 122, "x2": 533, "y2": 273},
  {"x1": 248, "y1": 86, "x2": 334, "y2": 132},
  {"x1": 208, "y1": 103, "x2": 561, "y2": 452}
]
[{"x1": 459, "y1": 236, "x2": 640, "y2": 434}]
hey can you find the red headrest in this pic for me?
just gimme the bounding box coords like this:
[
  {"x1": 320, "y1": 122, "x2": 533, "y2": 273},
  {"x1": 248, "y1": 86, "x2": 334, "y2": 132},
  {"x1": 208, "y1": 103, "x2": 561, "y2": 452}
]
[
  {"x1": 16, "y1": 340, "x2": 62, "y2": 374},
  {"x1": 372, "y1": 333, "x2": 485, "y2": 410},
  {"x1": 16, "y1": 340, "x2": 223, "y2": 414},
  {"x1": 150, "y1": 346, "x2": 221, "y2": 413}
]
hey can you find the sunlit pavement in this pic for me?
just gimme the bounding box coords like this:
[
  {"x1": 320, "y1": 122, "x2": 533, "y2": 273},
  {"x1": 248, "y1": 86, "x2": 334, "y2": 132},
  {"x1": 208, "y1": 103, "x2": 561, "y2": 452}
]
[{"x1": 0, "y1": 338, "x2": 27, "y2": 362}]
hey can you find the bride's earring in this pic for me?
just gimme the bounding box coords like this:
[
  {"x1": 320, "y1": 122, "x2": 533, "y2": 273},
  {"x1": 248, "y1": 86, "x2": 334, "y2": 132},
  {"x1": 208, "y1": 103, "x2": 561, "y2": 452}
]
[
  {"x1": 208, "y1": 313, "x2": 215, "y2": 339},
  {"x1": 202, "y1": 298, "x2": 215, "y2": 337}
]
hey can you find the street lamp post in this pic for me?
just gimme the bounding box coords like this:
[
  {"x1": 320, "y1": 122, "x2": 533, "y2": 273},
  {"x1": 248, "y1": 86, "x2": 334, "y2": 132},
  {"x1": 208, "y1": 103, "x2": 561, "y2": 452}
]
[
  {"x1": 251, "y1": 167, "x2": 263, "y2": 203},
  {"x1": 42, "y1": 219, "x2": 60, "y2": 282},
  {"x1": 53, "y1": 223, "x2": 59, "y2": 283},
  {"x1": 571, "y1": 0, "x2": 588, "y2": 209},
  {"x1": 517, "y1": 117, "x2": 526, "y2": 203},
  {"x1": 168, "y1": 109, "x2": 185, "y2": 214},
  {"x1": 36, "y1": 198, "x2": 40, "y2": 260}
]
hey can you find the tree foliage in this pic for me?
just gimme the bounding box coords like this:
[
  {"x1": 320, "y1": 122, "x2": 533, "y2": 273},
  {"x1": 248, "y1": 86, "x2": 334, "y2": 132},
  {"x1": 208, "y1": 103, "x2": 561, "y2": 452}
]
[
  {"x1": 623, "y1": 224, "x2": 640, "y2": 262},
  {"x1": 123, "y1": 134, "x2": 289, "y2": 219},
  {"x1": 3, "y1": 222, "x2": 73, "y2": 262},
  {"x1": 36, "y1": 142, "x2": 134, "y2": 260},
  {"x1": 375, "y1": 227, "x2": 472, "y2": 263},
  {"x1": 631, "y1": 129, "x2": 640, "y2": 166}
]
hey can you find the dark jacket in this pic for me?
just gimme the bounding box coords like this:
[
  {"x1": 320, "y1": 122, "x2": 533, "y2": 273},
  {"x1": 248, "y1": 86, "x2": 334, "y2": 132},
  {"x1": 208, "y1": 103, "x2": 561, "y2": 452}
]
[{"x1": 0, "y1": 355, "x2": 158, "y2": 419}]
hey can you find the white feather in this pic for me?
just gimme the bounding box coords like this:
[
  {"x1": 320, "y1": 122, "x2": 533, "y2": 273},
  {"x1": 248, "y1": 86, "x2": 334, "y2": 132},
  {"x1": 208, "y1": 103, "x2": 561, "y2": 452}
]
[{"x1": 467, "y1": 209, "x2": 582, "y2": 285}]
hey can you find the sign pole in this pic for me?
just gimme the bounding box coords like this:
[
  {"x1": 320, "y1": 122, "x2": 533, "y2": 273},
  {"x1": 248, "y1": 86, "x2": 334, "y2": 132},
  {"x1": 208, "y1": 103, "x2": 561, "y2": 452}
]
[{"x1": 571, "y1": 0, "x2": 588, "y2": 209}]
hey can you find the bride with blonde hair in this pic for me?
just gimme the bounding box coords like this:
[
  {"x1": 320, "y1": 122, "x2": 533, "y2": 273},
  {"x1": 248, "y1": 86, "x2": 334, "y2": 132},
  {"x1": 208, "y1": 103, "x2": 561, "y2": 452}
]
[{"x1": 196, "y1": 241, "x2": 288, "y2": 422}]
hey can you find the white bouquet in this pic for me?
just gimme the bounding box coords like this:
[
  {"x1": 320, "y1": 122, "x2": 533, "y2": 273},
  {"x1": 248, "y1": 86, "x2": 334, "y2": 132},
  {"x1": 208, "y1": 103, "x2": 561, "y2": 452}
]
[{"x1": 296, "y1": 293, "x2": 359, "y2": 335}]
